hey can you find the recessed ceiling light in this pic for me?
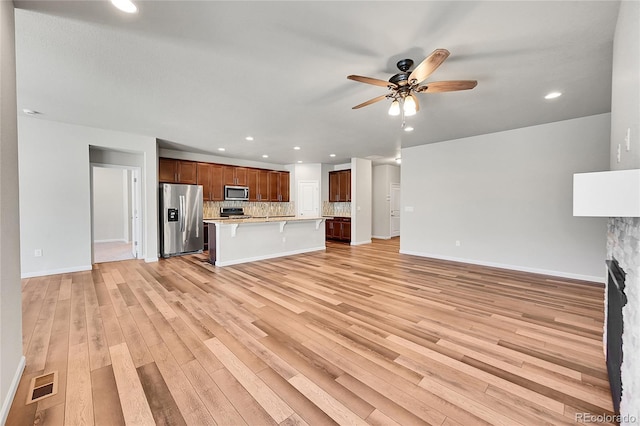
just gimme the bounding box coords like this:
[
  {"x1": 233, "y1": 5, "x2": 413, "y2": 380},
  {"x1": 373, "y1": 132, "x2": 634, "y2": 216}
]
[
  {"x1": 293, "y1": 146, "x2": 301, "y2": 150},
  {"x1": 262, "y1": 154, "x2": 269, "y2": 158},
  {"x1": 111, "y1": 0, "x2": 137, "y2": 14},
  {"x1": 329, "y1": 154, "x2": 336, "y2": 158},
  {"x1": 544, "y1": 91, "x2": 562, "y2": 100},
  {"x1": 218, "y1": 148, "x2": 225, "y2": 152},
  {"x1": 22, "y1": 109, "x2": 40, "y2": 115},
  {"x1": 404, "y1": 126, "x2": 414, "y2": 132},
  {"x1": 245, "y1": 136, "x2": 254, "y2": 141},
  {"x1": 297, "y1": 160, "x2": 303, "y2": 163}
]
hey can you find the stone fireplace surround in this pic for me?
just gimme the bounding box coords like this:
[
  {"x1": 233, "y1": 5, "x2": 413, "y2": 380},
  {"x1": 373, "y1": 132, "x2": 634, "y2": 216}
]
[{"x1": 606, "y1": 217, "x2": 639, "y2": 422}]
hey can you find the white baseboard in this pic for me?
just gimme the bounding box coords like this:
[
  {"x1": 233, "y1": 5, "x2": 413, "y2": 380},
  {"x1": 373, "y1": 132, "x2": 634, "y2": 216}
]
[
  {"x1": 372, "y1": 235, "x2": 391, "y2": 240},
  {"x1": 215, "y1": 246, "x2": 325, "y2": 267},
  {"x1": 145, "y1": 257, "x2": 159, "y2": 263},
  {"x1": 21, "y1": 264, "x2": 92, "y2": 279},
  {"x1": 350, "y1": 239, "x2": 372, "y2": 246},
  {"x1": 1, "y1": 355, "x2": 26, "y2": 425},
  {"x1": 94, "y1": 239, "x2": 128, "y2": 243},
  {"x1": 399, "y1": 250, "x2": 606, "y2": 284}
]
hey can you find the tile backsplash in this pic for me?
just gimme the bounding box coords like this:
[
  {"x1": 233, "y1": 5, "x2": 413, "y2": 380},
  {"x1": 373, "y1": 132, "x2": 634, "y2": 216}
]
[
  {"x1": 322, "y1": 201, "x2": 351, "y2": 217},
  {"x1": 204, "y1": 201, "x2": 295, "y2": 218}
]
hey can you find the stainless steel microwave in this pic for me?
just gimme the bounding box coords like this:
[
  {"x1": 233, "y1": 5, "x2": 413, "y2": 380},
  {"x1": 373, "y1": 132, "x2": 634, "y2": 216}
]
[{"x1": 224, "y1": 185, "x2": 249, "y2": 201}]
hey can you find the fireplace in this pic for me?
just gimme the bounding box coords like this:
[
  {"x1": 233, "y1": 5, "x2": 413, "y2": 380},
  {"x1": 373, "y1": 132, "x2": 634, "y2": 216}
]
[{"x1": 606, "y1": 258, "x2": 627, "y2": 414}]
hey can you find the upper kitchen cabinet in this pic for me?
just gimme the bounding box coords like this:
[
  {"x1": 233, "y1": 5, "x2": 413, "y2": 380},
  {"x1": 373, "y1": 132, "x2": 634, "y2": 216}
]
[
  {"x1": 197, "y1": 163, "x2": 224, "y2": 201},
  {"x1": 248, "y1": 168, "x2": 270, "y2": 201},
  {"x1": 269, "y1": 171, "x2": 290, "y2": 202},
  {"x1": 223, "y1": 165, "x2": 248, "y2": 186},
  {"x1": 159, "y1": 158, "x2": 198, "y2": 184},
  {"x1": 329, "y1": 170, "x2": 351, "y2": 202}
]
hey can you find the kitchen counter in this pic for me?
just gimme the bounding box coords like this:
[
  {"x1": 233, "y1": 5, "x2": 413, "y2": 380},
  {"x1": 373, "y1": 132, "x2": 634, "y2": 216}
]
[
  {"x1": 204, "y1": 215, "x2": 297, "y2": 223},
  {"x1": 205, "y1": 216, "x2": 325, "y2": 266}
]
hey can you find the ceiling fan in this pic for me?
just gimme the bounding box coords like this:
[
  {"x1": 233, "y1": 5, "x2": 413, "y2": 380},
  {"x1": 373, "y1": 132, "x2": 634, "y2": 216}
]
[{"x1": 347, "y1": 49, "x2": 477, "y2": 120}]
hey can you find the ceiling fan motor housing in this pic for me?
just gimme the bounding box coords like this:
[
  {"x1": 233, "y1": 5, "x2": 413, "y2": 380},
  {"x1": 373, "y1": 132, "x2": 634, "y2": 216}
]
[{"x1": 389, "y1": 73, "x2": 410, "y2": 86}]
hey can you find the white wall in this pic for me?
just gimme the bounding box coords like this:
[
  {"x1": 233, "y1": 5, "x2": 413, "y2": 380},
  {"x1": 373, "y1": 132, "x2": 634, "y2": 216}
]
[
  {"x1": 609, "y1": 1, "x2": 640, "y2": 422},
  {"x1": 321, "y1": 164, "x2": 332, "y2": 201},
  {"x1": 351, "y1": 158, "x2": 372, "y2": 245},
  {"x1": 372, "y1": 164, "x2": 400, "y2": 239},
  {"x1": 401, "y1": 113, "x2": 610, "y2": 282},
  {"x1": 92, "y1": 167, "x2": 127, "y2": 242},
  {"x1": 0, "y1": 1, "x2": 25, "y2": 422},
  {"x1": 610, "y1": 0, "x2": 640, "y2": 171},
  {"x1": 18, "y1": 117, "x2": 158, "y2": 277}
]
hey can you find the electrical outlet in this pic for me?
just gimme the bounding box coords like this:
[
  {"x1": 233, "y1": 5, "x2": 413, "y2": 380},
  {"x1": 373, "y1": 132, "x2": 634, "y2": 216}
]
[
  {"x1": 455, "y1": 240, "x2": 461, "y2": 247},
  {"x1": 34, "y1": 249, "x2": 42, "y2": 257}
]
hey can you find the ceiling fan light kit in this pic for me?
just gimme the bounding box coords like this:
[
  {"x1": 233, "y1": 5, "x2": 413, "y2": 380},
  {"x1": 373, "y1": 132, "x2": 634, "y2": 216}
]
[
  {"x1": 388, "y1": 100, "x2": 401, "y2": 116},
  {"x1": 348, "y1": 48, "x2": 477, "y2": 125}
]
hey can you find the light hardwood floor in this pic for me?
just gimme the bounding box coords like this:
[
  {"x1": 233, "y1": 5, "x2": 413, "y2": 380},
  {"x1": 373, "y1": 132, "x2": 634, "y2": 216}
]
[
  {"x1": 8, "y1": 238, "x2": 614, "y2": 425},
  {"x1": 93, "y1": 241, "x2": 134, "y2": 264}
]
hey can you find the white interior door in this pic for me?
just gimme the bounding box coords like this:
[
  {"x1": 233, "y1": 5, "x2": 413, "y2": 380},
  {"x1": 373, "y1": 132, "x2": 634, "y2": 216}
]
[
  {"x1": 298, "y1": 180, "x2": 319, "y2": 217},
  {"x1": 390, "y1": 183, "x2": 400, "y2": 237}
]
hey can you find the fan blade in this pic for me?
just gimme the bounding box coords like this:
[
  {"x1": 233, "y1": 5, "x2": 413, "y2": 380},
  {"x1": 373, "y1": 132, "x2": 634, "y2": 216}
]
[
  {"x1": 348, "y1": 75, "x2": 397, "y2": 88},
  {"x1": 352, "y1": 94, "x2": 387, "y2": 109},
  {"x1": 419, "y1": 80, "x2": 478, "y2": 93},
  {"x1": 408, "y1": 49, "x2": 450, "y2": 84},
  {"x1": 410, "y1": 93, "x2": 420, "y2": 111}
]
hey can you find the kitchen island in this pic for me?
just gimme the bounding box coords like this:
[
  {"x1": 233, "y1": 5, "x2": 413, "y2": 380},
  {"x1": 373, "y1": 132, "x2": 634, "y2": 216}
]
[{"x1": 204, "y1": 216, "x2": 325, "y2": 266}]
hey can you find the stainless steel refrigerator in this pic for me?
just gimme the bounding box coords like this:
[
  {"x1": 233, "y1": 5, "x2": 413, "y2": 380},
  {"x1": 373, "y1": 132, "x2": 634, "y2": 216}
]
[{"x1": 160, "y1": 183, "x2": 203, "y2": 257}]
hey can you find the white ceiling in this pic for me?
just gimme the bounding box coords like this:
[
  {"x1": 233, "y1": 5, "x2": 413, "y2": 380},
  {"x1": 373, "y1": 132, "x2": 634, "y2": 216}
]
[{"x1": 14, "y1": 1, "x2": 620, "y2": 166}]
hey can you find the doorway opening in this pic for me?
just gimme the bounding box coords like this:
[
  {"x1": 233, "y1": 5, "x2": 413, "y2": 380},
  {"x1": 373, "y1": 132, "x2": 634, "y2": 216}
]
[{"x1": 90, "y1": 164, "x2": 142, "y2": 263}]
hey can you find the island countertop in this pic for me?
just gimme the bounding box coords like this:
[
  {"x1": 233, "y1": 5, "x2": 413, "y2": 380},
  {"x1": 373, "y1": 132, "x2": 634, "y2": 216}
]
[{"x1": 204, "y1": 216, "x2": 324, "y2": 225}]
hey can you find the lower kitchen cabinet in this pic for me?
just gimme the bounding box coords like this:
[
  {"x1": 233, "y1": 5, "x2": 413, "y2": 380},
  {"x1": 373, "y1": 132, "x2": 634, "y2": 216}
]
[{"x1": 325, "y1": 217, "x2": 351, "y2": 243}]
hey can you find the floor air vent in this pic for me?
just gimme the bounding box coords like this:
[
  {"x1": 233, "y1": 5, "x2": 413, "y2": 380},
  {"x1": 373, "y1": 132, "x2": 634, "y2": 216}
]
[{"x1": 26, "y1": 371, "x2": 58, "y2": 404}]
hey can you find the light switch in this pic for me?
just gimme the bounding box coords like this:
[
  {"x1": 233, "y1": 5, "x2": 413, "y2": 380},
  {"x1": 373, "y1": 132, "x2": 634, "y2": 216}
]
[{"x1": 626, "y1": 128, "x2": 631, "y2": 151}]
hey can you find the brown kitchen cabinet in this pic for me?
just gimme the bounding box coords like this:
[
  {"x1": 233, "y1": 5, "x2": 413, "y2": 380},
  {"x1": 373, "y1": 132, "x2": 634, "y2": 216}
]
[
  {"x1": 325, "y1": 217, "x2": 351, "y2": 242},
  {"x1": 223, "y1": 165, "x2": 248, "y2": 186},
  {"x1": 196, "y1": 163, "x2": 224, "y2": 201},
  {"x1": 269, "y1": 171, "x2": 290, "y2": 202},
  {"x1": 160, "y1": 158, "x2": 287, "y2": 202},
  {"x1": 248, "y1": 168, "x2": 270, "y2": 201},
  {"x1": 159, "y1": 158, "x2": 198, "y2": 184},
  {"x1": 329, "y1": 170, "x2": 351, "y2": 202}
]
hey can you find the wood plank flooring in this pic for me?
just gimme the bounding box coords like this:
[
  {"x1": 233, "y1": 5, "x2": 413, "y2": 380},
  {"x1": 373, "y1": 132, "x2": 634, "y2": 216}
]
[{"x1": 8, "y1": 238, "x2": 614, "y2": 425}]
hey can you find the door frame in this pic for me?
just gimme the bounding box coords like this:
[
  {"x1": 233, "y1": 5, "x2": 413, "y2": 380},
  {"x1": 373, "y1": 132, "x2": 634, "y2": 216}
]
[
  {"x1": 390, "y1": 183, "x2": 401, "y2": 237},
  {"x1": 90, "y1": 163, "x2": 143, "y2": 263}
]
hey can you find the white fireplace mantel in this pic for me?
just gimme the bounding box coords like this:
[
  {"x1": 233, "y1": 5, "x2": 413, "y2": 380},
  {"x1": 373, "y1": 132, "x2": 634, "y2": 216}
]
[{"x1": 573, "y1": 169, "x2": 640, "y2": 217}]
